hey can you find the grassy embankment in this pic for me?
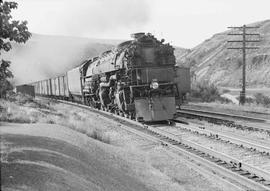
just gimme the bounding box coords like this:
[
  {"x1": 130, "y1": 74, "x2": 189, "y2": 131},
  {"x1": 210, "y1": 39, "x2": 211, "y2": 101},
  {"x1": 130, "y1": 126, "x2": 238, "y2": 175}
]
[{"x1": 0, "y1": 93, "x2": 110, "y2": 143}]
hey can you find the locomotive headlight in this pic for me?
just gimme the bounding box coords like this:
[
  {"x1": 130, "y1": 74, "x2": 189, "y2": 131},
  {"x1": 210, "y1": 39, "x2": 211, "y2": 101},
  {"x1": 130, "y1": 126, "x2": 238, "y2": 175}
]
[{"x1": 151, "y1": 81, "x2": 159, "y2": 89}]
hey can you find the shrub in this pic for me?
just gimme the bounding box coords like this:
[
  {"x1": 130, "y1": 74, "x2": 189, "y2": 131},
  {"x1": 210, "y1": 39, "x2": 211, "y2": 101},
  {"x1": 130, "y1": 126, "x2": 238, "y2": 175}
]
[
  {"x1": 190, "y1": 82, "x2": 221, "y2": 102},
  {"x1": 7, "y1": 92, "x2": 34, "y2": 105},
  {"x1": 254, "y1": 93, "x2": 270, "y2": 107},
  {"x1": 8, "y1": 92, "x2": 52, "y2": 110},
  {"x1": 0, "y1": 101, "x2": 32, "y2": 123},
  {"x1": 88, "y1": 129, "x2": 110, "y2": 144},
  {"x1": 218, "y1": 96, "x2": 232, "y2": 104},
  {"x1": 222, "y1": 88, "x2": 230, "y2": 94}
]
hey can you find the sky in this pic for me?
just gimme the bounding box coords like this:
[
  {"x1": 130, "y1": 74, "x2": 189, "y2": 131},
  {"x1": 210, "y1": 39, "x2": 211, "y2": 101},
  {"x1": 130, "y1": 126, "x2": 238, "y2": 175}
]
[{"x1": 12, "y1": 0, "x2": 270, "y2": 48}]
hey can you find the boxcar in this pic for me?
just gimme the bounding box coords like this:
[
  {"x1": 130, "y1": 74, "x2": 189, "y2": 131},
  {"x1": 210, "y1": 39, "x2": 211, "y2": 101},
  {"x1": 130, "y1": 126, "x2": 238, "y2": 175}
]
[
  {"x1": 47, "y1": 79, "x2": 52, "y2": 96},
  {"x1": 44, "y1": 80, "x2": 48, "y2": 95},
  {"x1": 63, "y1": 75, "x2": 69, "y2": 97},
  {"x1": 50, "y1": 78, "x2": 55, "y2": 96},
  {"x1": 59, "y1": 75, "x2": 69, "y2": 97},
  {"x1": 56, "y1": 77, "x2": 61, "y2": 96},
  {"x1": 16, "y1": 85, "x2": 35, "y2": 97},
  {"x1": 41, "y1": 80, "x2": 45, "y2": 95},
  {"x1": 36, "y1": 81, "x2": 40, "y2": 95},
  {"x1": 67, "y1": 67, "x2": 81, "y2": 96}
]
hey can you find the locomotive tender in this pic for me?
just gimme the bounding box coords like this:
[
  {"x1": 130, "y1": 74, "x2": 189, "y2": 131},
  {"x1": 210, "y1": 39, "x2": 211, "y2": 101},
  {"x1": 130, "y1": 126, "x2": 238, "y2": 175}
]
[{"x1": 32, "y1": 33, "x2": 190, "y2": 122}]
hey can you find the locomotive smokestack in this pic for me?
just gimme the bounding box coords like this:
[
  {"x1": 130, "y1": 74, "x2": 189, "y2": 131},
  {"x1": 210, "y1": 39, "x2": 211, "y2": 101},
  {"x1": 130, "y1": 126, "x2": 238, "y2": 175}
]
[{"x1": 131, "y1": 32, "x2": 145, "y2": 39}]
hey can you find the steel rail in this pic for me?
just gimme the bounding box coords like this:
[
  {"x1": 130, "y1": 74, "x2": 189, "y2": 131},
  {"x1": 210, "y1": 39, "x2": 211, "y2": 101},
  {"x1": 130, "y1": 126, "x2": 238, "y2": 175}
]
[
  {"x1": 175, "y1": 122, "x2": 270, "y2": 154},
  {"x1": 147, "y1": 125, "x2": 270, "y2": 182},
  {"x1": 178, "y1": 108, "x2": 270, "y2": 132},
  {"x1": 179, "y1": 107, "x2": 270, "y2": 123}
]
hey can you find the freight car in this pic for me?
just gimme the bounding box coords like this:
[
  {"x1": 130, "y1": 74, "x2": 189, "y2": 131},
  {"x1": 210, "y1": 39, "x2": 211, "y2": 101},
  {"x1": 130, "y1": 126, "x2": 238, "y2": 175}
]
[
  {"x1": 15, "y1": 84, "x2": 35, "y2": 97},
  {"x1": 32, "y1": 33, "x2": 190, "y2": 122}
]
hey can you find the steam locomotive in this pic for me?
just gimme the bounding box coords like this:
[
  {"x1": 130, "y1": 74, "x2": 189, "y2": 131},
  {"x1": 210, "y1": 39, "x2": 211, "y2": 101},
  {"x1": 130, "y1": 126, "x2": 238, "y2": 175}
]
[{"x1": 31, "y1": 33, "x2": 190, "y2": 122}]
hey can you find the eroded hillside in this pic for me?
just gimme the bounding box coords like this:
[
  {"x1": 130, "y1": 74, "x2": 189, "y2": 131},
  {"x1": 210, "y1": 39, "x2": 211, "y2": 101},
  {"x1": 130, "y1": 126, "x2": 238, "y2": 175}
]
[{"x1": 177, "y1": 20, "x2": 270, "y2": 87}]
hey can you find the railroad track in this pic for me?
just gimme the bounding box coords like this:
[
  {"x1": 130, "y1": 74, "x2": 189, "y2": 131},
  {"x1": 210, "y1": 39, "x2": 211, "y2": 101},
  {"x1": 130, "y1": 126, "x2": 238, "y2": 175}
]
[
  {"x1": 178, "y1": 107, "x2": 270, "y2": 133},
  {"x1": 173, "y1": 121, "x2": 270, "y2": 155},
  {"x1": 46, "y1": 98, "x2": 270, "y2": 191}
]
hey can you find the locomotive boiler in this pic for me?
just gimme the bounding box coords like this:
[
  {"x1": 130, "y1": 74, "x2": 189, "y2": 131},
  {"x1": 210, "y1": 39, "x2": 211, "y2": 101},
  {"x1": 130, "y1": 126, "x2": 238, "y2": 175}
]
[{"x1": 32, "y1": 32, "x2": 190, "y2": 122}]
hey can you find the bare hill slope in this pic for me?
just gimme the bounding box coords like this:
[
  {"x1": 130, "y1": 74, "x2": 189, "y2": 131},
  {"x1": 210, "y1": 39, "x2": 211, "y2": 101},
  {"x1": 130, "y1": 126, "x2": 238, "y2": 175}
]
[{"x1": 177, "y1": 20, "x2": 270, "y2": 88}]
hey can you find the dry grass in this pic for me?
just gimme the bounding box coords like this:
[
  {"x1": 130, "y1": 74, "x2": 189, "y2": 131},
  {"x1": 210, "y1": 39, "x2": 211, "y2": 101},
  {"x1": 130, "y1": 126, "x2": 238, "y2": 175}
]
[
  {"x1": 0, "y1": 94, "x2": 110, "y2": 144},
  {"x1": 190, "y1": 83, "x2": 270, "y2": 109},
  {"x1": 0, "y1": 95, "x2": 227, "y2": 191},
  {"x1": 253, "y1": 93, "x2": 270, "y2": 107},
  {"x1": 0, "y1": 100, "x2": 39, "y2": 123}
]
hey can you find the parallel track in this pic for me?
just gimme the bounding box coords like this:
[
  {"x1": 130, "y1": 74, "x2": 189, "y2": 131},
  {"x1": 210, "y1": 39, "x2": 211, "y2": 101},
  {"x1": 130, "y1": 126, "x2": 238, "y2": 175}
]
[
  {"x1": 47, "y1": 98, "x2": 270, "y2": 191},
  {"x1": 180, "y1": 107, "x2": 270, "y2": 122},
  {"x1": 173, "y1": 122, "x2": 270, "y2": 155},
  {"x1": 178, "y1": 107, "x2": 270, "y2": 133}
]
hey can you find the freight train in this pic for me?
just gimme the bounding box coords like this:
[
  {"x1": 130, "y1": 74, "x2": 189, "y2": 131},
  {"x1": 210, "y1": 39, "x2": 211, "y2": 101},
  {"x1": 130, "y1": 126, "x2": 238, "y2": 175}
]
[{"x1": 30, "y1": 33, "x2": 190, "y2": 122}]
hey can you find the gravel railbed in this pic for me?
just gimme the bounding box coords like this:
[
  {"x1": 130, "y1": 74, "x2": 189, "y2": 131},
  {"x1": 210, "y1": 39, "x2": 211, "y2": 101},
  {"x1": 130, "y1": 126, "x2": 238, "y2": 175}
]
[
  {"x1": 157, "y1": 125, "x2": 270, "y2": 172},
  {"x1": 186, "y1": 118, "x2": 270, "y2": 146}
]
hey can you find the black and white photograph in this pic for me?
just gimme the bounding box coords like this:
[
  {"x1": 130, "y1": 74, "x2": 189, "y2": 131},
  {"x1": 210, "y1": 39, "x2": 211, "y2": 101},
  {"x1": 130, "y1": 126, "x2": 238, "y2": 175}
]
[{"x1": 1, "y1": 0, "x2": 270, "y2": 190}]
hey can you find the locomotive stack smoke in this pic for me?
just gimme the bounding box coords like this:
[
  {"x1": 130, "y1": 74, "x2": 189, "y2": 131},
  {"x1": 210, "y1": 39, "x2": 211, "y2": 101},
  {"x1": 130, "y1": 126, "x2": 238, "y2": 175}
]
[
  {"x1": 59, "y1": 0, "x2": 151, "y2": 37},
  {"x1": 5, "y1": 0, "x2": 151, "y2": 85}
]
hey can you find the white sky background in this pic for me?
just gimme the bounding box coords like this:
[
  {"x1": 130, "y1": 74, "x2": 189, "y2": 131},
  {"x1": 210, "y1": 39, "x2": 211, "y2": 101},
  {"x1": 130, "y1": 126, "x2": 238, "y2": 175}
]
[{"x1": 12, "y1": 0, "x2": 270, "y2": 48}]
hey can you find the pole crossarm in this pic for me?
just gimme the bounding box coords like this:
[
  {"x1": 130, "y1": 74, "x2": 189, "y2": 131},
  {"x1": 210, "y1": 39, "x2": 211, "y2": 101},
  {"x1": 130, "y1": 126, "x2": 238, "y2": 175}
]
[
  {"x1": 245, "y1": 47, "x2": 259, "y2": 49},
  {"x1": 228, "y1": 33, "x2": 260, "y2": 36},
  {"x1": 227, "y1": 47, "x2": 243, "y2": 50},
  {"x1": 227, "y1": 47, "x2": 259, "y2": 49},
  {"x1": 228, "y1": 26, "x2": 260, "y2": 29},
  {"x1": 227, "y1": 40, "x2": 260, "y2": 43}
]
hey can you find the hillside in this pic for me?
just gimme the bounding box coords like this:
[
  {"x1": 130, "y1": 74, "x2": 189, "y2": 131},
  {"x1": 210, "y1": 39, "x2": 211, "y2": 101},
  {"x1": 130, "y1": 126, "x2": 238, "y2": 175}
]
[
  {"x1": 2, "y1": 34, "x2": 119, "y2": 85},
  {"x1": 174, "y1": 46, "x2": 190, "y2": 60},
  {"x1": 177, "y1": 20, "x2": 270, "y2": 88}
]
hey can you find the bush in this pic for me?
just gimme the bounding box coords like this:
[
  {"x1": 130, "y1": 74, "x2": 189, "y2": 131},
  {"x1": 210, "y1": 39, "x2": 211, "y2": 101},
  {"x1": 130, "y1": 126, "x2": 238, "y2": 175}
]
[
  {"x1": 222, "y1": 88, "x2": 230, "y2": 94},
  {"x1": 8, "y1": 92, "x2": 52, "y2": 110},
  {"x1": 7, "y1": 92, "x2": 34, "y2": 104},
  {"x1": 0, "y1": 77, "x2": 13, "y2": 99},
  {"x1": 254, "y1": 93, "x2": 270, "y2": 107},
  {"x1": 190, "y1": 82, "x2": 221, "y2": 102},
  {"x1": 88, "y1": 129, "x2": 110, "y2": 144}
]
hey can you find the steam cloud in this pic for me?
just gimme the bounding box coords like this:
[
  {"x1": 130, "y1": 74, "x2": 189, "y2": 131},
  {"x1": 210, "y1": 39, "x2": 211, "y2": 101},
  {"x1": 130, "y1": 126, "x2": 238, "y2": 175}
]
[
  {"x1": 4, "y1": 35, "x2": 114, "y2": 85},
  {"x1": 55, "y1": 0, "x2": 150, "y2": 36},
  {"x1": 4, "y1": 0, "x2": 151, "y2": 85}
]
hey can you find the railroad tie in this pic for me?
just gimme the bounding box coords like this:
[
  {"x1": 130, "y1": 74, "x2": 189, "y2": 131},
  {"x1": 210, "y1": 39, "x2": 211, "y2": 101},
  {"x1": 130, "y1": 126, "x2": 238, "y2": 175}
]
[{"x1": 239, "y1": 171, "x2": 250, "y2": 176}]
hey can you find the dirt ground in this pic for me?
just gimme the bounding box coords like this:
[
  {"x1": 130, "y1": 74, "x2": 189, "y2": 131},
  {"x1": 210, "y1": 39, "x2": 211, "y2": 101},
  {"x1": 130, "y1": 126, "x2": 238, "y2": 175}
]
[
  {"x1": 1, "y1": 123, "x2": 159, "y2": 191},
  {"x1": 1, "y1": 98, "x2": 228, "y2": 191}
]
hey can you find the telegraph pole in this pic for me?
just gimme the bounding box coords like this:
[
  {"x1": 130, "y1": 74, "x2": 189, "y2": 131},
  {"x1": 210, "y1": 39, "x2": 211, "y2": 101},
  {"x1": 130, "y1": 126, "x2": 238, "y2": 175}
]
[{"x1": 227, "y1": 25, "x2": 260, "y2": 105}]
